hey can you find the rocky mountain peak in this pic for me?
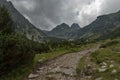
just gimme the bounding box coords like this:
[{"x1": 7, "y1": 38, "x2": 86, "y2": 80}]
[
  {"x1": 52, "y1": 23, "x2": 70, "y2": 31},
  {"x1": 71, "y1": 23, "x2": 80, "y2": 30},
  {"x1": 58, "y1": 23, "x2": 70, "y2": 29}
]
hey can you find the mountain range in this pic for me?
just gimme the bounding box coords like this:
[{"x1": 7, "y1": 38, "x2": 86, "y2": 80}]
[
  {"x1": 43, "y1": 23, "x2": 80, "y2": 40},
  {"x1": 44, "y1": 10, "x2": 120, "y2": 41},
  {"x1": 1, "y1": 0, "x2": 120, "y2": 42}
]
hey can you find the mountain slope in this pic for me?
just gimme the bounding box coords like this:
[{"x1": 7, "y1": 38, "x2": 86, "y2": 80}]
[
  {"x1": 44, "y1": 10, "x2": 120, "y2": 41},
  {"x1": 74, "y1": 10, "x2": 120, "y2": 40},
  {"x1": 101, "y1": 25, "x2": 120, "y2": 39},
  {"x1": 44, "y1": 23, "x2": 80, "y2": 40},
  {"x1": 0, "y1": 0, "x2": 47, "y2": 42}
]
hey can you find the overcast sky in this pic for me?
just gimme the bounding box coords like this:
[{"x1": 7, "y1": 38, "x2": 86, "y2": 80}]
[{"x1": 8, "y1": 0, "x2": 120, "y2": 30}]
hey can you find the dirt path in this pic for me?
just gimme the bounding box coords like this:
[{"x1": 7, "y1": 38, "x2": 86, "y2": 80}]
[{"x1": 28, "y1": 45, "x2": 100, "y2": 80}]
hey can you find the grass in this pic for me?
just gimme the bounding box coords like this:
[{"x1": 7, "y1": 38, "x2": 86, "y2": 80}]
[
  {"x1": 76, "y1": 38, "x2": 120, "y2": 80},
  {"x1": 34, "y1": 48, "x2": 69, "y2": 64},
  {"x1": 76, "y1": 56, "x2": 86, "y2": 73},
  {"x1": 34, "y1": 43, "x2": 95, "y2": 65},
  {"x1": 91, "y1": 48, "x2": 120, "y2": 80}
]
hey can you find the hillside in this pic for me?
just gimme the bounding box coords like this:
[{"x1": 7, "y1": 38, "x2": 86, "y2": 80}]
[
  {"x1": 0, "y1": 0, "x2": 47, "y2": 42},
  {"x1": 74, "y1": 10, "x2": 120, "y2": 40}
]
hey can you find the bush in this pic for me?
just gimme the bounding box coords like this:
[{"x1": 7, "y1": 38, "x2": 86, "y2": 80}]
[{"x1": 0, "y1": 34, "x2": 35, "y2": 76}]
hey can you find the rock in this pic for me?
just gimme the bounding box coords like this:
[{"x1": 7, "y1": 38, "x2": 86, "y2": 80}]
[
  {"x1": 114, "y1": 79, "x2": 118, "y2": 80},
  {"x1": 95, "y1": 77, "x2": 103, "y2": 80},
  {"x1": 51, "y1": 66, "x2": 61, "y2": 73},
  {"x1": 28, "y1": 73, "x2": 39, "y2": 79},
  {"x1": 98, "y1": 62, "x2": 108, "y2": 72},
  {"x1": 102, "y1": 62, "x2": 107, "y2": 66},
  {"x1": 101, "y1": 65, "x2": 107, "y2": 68},
  {"x1": 98, "y1": 68, "x2": 107, "y2": 72},
  {"x1": 111, "y1": 69, "x2": 117, "y2": 74},
  {"x1": 38, "y1": 59, "x2": 43, "y2": 63},
  {"x1": 110, "y1": 64, "x2": 114, "y2": 68}
]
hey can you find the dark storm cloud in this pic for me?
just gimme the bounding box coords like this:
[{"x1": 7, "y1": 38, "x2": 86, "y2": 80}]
[{"x1": 8, "y1": 0, "x2": 120, "y2": 30}]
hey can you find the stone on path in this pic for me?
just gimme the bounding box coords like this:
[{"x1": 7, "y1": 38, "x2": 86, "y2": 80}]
[{"x1": 28, "y1": 73, "x2": 39, "y2": 79}]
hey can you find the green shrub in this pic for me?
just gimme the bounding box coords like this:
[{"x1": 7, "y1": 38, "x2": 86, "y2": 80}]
[
  {"x1": 0, "y1": 34, "x2": 35, "y2": 76},
  {"x1": 91, "y1": 49, "x2": 113, "y2": 64}
]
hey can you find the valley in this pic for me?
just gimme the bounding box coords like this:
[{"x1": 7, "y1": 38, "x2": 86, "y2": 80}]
[{"x1": 0, "y1": 0, "x2": 120, "y2": 80}]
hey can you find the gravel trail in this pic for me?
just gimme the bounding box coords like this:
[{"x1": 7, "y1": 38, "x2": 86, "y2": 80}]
[{"x1": 28, "y1": 45, "x2": 99, "y2": 80}]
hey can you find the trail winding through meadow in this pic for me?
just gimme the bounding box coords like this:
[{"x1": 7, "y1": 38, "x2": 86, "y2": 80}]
[{"x1": 27, "y1": 44, "x2": 100, "y2": 80}]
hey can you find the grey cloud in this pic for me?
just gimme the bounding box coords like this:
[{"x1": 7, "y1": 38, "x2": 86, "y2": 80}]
[
  {"x1": 9, "y1": 0, "x2": 120, "y2": 30},
  {"x1": 100, "y1": 0, "x2": 120, "y2": 14}
]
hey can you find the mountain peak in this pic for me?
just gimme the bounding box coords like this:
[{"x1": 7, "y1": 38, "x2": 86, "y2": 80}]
[
  {"x1": 59, "y1": 23, "x2": 69, "y2": 27},
  {"x1": 71, "y1": 23, "x2": 80, "y2": 30},
  {"x1": 55, "y1": 23, "x2": 70, "y2": 30}
]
